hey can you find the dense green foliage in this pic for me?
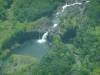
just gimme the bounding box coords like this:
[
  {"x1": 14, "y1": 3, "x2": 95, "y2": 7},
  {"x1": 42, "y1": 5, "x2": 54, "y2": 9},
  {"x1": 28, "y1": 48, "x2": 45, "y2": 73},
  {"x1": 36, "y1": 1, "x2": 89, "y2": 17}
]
[
  {"x1": 11, "y1": 0, "x2": 63, "y2": 22},
  {"x1": 0, "y1": 0, "x2": 100, "y2": 75},
  {"x1": 2, "y1": 54, "x2": 38, "y2": 75}
]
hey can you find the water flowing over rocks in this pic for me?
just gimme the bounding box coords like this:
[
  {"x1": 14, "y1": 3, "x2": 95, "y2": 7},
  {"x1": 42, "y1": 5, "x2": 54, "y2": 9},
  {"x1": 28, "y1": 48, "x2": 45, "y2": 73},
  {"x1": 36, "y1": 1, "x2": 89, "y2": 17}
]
[{"x1": 37, "y1": 0, "x2": 90, "y2": 44}]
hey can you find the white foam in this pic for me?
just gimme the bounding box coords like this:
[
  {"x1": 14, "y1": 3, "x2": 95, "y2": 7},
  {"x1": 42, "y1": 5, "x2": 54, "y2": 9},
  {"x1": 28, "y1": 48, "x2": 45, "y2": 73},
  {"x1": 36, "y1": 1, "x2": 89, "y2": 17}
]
[
  {"x1": 37, "y1": 39, "x2": 46, "y2": 44},
  {"x1": 86, "y1": 1, "x2": 90, "y2": 3},
  {"x1": 62, "y1": 2, "x2": 82, "y2": 12},
  {"x1": 37, "y1": 32, "x2": 48, "y2": 44},
  {"x1": 53, "y1": 23, "x2": 58, "y2": 28}
]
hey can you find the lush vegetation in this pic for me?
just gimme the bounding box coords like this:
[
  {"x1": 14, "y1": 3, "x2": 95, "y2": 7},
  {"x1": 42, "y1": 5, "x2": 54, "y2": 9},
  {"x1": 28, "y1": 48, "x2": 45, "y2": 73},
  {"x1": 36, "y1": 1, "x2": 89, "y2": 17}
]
[
  {"x1": 0, "y1": 0, "x2": 62, "y2": 59},
  {"x1": 0, "y1": 0, "x2": 100, "y2": 75}
]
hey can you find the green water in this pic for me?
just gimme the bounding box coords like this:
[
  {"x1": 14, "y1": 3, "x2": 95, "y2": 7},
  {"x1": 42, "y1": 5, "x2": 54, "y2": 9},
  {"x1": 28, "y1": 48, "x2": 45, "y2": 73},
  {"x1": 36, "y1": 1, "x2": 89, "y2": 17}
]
[{"x1": 13, "y1": 40, "x2": 49, "y2": 59}]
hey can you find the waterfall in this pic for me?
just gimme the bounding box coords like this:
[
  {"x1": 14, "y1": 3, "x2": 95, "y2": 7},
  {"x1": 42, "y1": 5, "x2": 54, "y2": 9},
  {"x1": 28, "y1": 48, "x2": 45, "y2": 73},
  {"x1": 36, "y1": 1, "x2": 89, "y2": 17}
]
[
  {"x1": 62, "y1": 2, "x2": 82, "y2": 12},
  {"x1": 37, "y1": 23, "x2": 58, "y2": 44},
  {"x1": 37, "y1": 32, "x2": 48, "y2": 43},
  {"x1": 37, "y1": 0, "x2": 90, "y2": 44},
  {"x1": 53, "y1": 23, "x2": 58, "y2": 28}
]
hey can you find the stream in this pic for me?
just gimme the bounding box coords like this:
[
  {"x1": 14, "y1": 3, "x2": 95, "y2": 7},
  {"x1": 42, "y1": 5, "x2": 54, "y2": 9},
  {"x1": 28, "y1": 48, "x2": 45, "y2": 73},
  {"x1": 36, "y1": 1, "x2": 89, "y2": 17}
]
[{"x1": 12, "y1": 0, "x2": 90, "y2": 60}]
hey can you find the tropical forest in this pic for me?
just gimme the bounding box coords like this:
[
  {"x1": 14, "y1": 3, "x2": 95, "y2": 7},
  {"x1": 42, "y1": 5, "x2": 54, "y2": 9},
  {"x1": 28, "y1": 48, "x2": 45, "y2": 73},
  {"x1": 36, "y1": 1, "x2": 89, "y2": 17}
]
[{"x1": 0, "y1": 0, "x2": 100, "y2": 75}]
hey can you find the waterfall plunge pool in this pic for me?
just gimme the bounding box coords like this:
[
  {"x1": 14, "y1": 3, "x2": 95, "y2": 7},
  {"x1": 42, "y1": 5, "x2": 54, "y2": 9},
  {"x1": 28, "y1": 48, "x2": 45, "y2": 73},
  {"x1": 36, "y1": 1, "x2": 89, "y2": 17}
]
[{"x1": 12, "y1": 40, "x2": 49, "y2": 59}]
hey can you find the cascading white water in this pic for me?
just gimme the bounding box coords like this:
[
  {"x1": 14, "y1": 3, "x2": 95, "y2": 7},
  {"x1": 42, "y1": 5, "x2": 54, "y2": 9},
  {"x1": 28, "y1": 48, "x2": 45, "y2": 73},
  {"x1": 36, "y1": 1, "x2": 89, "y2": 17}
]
[
  {"x1": 37, "y1": 32, "x2": 48, "y2": 43},
  {"x1": 62, "y1": 2, "x2": 82, "y2": 12},
  {"x1": 53, "y1": 23, "x2": 58, "y2": 28},
  {"x1": 37, "y1": 0, "x2": 90, "y2": 44}
]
